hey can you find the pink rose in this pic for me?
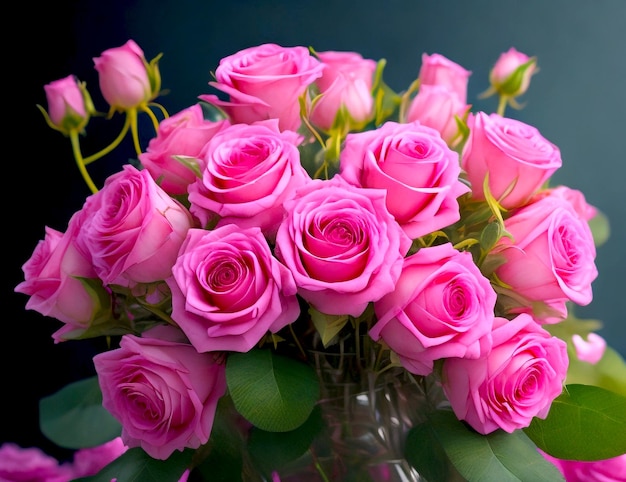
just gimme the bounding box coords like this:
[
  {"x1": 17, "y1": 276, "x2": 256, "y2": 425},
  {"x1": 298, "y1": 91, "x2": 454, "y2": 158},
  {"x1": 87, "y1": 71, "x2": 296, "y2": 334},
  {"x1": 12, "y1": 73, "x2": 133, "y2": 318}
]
[
  {"x1": 93, "y1": 39, "x2": 157, "y2": 111},
  {"x1": 70, "y1": 437, "x2": 128, "y2": 478},
  {"x1": 540, "y1": 450, "x2": 626, "y2": 482},
  {"x1": 187, "y1": 119, "x2": 311, "y2": 238},
  {"x1": 274, "y1": 177, "x2": 411, "y2": 317},
  {"x1": 461, "y1": 112, "x2": 562, "y2": 208},
  {"x1": 442, "y1": 314, "x2": 569, "y2": 434},
  {"x1": 167, "y1": 224, "x2": 300, "y2": 353},
  {"x1": 139, "y1": 103, "x2": 231, "y2": 196},
  {"x1": 572, "y1": 332, "x2": 606, "y2": 364},
  {"x1": 419, "y1": 53, "x2": 471, "y2": 104},
  {"x1": 0, "y1": 443, "x2": 74, "y2": 482},
  {"x1": 76, "y1": 164, "x2": 194, "y2": 287},
  {"x1": 370, "y1": 243, "x2": 496, "y2": 376},
  {"x1": 489, "y1": 47, "x2": 537, "y2": 98},
  {"x1": 533, "y1": 185, "x2": 598, "y2": 221},
  {"x1": 15, "y1": 210, "x2": 109, "y2": 342},
  {"x1": 339, "y1": 120, "x2": 470, "y2": 239},
  {"x1": 42, "y1": 75, "x2": 92, "y2": 134},
  {"x1": 93, "y1": 325, "x2": 227, "y2": 460},
  {"x1": 406, "y1": 84, "x2": 470, "y2": 145},
  {"x1": 309, "y1": 50, "x2": 377, "y2": 130},
  {"x1": 489, "y1": 193, "x2": 598, "y2": 317},
  {"x1": 199, "y1": 43, "x2": 324, "y2": 131}
]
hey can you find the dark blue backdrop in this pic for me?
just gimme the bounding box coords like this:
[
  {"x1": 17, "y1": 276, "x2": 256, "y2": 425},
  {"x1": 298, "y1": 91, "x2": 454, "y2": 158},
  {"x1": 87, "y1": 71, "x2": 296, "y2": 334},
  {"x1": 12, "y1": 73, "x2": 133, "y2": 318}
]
[{"x1": 6, "y1": 0, "x2": 625, "y2": 461}]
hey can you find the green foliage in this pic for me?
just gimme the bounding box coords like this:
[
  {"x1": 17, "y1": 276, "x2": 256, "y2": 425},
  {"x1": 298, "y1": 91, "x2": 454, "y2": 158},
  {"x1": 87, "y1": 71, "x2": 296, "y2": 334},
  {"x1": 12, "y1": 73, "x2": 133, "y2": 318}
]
[
  {"x1": 524, "y1": 384, "x2": 626, "y2": 460},
  {"x1": 226, "y1": 349, "x2": 320, "y2": 432},
  {"x1": 39, "y1": 376, "x2": 121, "y2": 449}
]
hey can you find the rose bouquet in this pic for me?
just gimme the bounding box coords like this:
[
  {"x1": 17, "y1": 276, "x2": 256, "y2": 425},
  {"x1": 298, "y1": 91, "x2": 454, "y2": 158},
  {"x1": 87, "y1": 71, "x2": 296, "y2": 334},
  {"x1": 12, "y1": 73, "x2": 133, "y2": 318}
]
[{"x1": 11, "y1": 39, "x2": 626, "y2": 482}]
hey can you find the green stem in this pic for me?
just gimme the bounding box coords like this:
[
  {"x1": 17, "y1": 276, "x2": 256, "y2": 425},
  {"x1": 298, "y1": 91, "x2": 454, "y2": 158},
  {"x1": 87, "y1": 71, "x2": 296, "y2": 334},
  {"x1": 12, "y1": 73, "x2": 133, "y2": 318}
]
[
  {"x1": 141, "y1": 104, "x2": 162, "y2": 134},
  {"x1": 83, "y1": 114, "x2": 132, "y2": 165},
  {"x1": 69, "y1": 130, "x2": 99, "y2": 194},
  {"x1": 497, "y1": 95, "x2": 508, "y2": 117},
  {"x1": 127, "y1": 108, "x2": 143, "y2": 158}
]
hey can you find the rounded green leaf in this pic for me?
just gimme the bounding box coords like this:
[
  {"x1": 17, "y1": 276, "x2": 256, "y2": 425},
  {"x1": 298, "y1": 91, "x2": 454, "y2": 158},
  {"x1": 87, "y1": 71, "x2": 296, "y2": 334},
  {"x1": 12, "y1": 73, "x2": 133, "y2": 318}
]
[{"x1": 226, "y1": 349, "x2": 320, "y2": 432}]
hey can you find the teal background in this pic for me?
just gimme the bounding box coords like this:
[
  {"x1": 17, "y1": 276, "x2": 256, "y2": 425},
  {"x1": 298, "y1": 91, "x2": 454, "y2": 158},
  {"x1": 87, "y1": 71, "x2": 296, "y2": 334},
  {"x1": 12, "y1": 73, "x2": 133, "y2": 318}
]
[{"x1": 6, "y1": 0, "x2": 625, "y2": 461}]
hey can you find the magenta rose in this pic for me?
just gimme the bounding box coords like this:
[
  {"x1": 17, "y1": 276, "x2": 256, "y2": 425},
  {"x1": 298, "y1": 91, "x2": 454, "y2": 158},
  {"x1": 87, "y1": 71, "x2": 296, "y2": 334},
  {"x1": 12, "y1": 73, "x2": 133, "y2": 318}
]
[
  {"x1": 419, "y1": 53, "x2": 471, "y2": 104},
  {"x1": 76, "y1": 164, "x2": 194, "y2": 287},
  {"x1": 187, "y1": 119, "x2": 311, "y2": 238},
  {"x1": 274, "y1": 177, "x2": 411, "y2": 317},
  {"x1": 199, "y1": 43, "x2": 324, "y2": 131},
  {"x1": 540, "y1": 450, "x2": 626, "y2": 482},
  {"x1": 93, "y1": 325, "x2": 227, "y2": 460},
  {"x1": 532, "y1": 185, "x2": 598, "y2": 221},
  {"x1": 93, "y1": 39, "x2": 157, "y2": 111},
  {"x1": 370, "y1": 243, "x2": 496, "y2": 376},
  {"x1": 442, "y1": 313, "x2": 569, "y2": 435},
  {"x1": 461, "y1": 112, "x2": 562, "y2": 209},
  {"x1": 488, "y1": 193, "x2": 598, "y2": 319},
  {"x1": 406, "y1": 84, "x2": 470, "y2": 145},
  {"x1": 15, "y1": 209, "x2": 110, "y2": 342},
  {"x1": 309, "y1": 50, "x2": 377, "y2": 130},
  {"x1": 339, "y1": 120, "x2": 470, "y2": 239},
  {"x1": 42, "y1": 75, "x2": 92, "y2": 134},
  {"x1": 167, "y1": 224, "x2": 300, "y2": 353},
  {"x1": 0, "y1": 443, "x2": 74, "y2": 482},
  {"x1": 70, "y1": 437, "x2": 128, "y2": 479},
  {"x1": 139, "y1": 103, "x2": 230, "y2": 196}
]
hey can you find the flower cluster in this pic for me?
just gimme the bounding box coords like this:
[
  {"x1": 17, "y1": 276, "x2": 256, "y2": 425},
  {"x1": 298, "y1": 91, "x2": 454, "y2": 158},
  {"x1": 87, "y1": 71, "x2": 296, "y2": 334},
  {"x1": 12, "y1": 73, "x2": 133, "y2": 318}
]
[{"x1": 13, "y1": 40, "x2": 626, "y2": 481}]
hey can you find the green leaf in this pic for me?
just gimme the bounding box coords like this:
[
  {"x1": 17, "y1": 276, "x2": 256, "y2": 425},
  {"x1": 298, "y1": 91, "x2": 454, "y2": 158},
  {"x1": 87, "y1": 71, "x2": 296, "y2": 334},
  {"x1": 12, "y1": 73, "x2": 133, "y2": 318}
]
[
  {"x1": 39, "y1": 376, "x2": 121, "y2": 449},
  {"x1": 310, "y1": 306, "x2": 349, "y2": 347},
  {"x1": 588, "y1": 209, "x2": 610, "y2": 247},
  {"x1": 406, "y1": 410, "x2": 564, "y2": 482},
  {"x1": 226, "y1": 349, "x2": 320, "y2": 432},
  {"x1": 524, "y1": 384, "x2": 626, "y2": 460},
  {"x1": 74, "y1": 447, "x2": 192, "y2": 482}
]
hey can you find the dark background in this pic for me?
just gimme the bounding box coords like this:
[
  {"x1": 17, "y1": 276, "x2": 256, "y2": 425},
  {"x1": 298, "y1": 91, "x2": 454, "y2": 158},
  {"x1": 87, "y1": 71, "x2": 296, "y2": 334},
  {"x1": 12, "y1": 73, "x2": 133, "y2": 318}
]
[{"x1": 6, "y1": 0, "x2": 625, "y2": 462}]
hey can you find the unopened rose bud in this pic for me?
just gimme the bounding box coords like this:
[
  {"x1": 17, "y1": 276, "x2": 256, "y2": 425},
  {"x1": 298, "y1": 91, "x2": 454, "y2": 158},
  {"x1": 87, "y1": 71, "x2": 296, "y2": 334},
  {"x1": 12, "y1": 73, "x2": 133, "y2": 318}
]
[
  {"x1": 39, "y1": 75, "x2": 94, "y2": 135},
  {"x1": 489, "y1": 47, "x2": 537, "y2": 98}
]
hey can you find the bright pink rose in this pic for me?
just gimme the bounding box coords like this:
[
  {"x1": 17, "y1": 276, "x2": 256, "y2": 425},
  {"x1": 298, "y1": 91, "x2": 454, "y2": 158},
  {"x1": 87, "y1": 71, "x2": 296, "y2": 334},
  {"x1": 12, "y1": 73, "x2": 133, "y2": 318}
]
[
  {"x1": 70, "y1": 437, "x2": 128, "y2": 479},
  {"x1": 461, "y1": 112, "x2": 562, "y2": 209},
  {"x1": 187, "y1": 119, "x2": 311, "y2": 238},
  {"x1": 540, "y1": 450, "x2": 626, "y2": 482},
  {"x1": 572, "y1": 332, "x2": 607, "y2": 364},
  {"x1": 370, "y1": 243, "x2": 496, "y2": 376},
  {"x1": 93, "y1": 39, "x2": 156, "y2": 111},
  {"x1": 489, "y1": 47, "x2": 537, "y2": 98},
  {"x1": 139, "y1": 103, "x2": 230, "y2": 196},
  {"x1": 274, "y1": 177, "x2": 411, "y2": 317},
  {"x1": 15, "y1": 210, "x2": 109, "y2": 342},
  {"x1": 0, "y1": 443, "x2": 74, "y2": 482},
  {"x1": 309, "y1": 51, "x2": 377, "y2": 130},
  {"x1": 199, "y1": 43, "x2": 324, "y2": 131},
  {"x1": 406, "y1": 84, "x2": 470, "y2": 145},
  {"x1": 533, "y1": 185, "x2": 598, "y2": 221},
  {"x1": 43, "y1": 75, "x2": 91, "y2": 134},
  {"x1": 489, "y1": 193, "x2": 598, "y2": 319},
  {"x1": 93, "y1": 325, "x2": 227, "y2": 460},
  {"x1": 339, "y1": 120, "x2": 470, "y2": 239},
  {"x1": 442, "y1": 314, "x2": 569, "y2": 434},
  {"x1": 76, "y1": 164, "x2": 194, "y2": 287},
  {"x1": 419, "y1": 53, "x2": 471, "y2": 104},
  {"x1": 167, "y1": 224, "x2": 300, "y2": 353}
]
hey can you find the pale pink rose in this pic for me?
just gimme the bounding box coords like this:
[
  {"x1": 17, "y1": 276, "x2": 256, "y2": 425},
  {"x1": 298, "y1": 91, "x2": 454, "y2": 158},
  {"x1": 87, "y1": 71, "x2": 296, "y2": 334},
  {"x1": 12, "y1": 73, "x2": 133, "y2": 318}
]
[
  {"x1": 274, "y1": 177, "x2": 411, "y2": 317},
  {"x1": 70, "y1": 437, "x2": 128, "y2": 478},
  {"x1": 43, "y1": 75, "x2": 91, "y2": 133},
  {"x1": 187, "y1": 119, "x2": 311, "y2": 238},
  {"x1": 167, "y1": 224, "x2": 300, "y2": 353},
  {"x1": 489, "y1": 47, "x2": 537, "y2": 97},
  {"x1": 139, "y1": 104, "x2": 231, "y2": 196},
  {"x1": 489, "y1": 193, "x2": 598, "y2": 317},
  {"x1": 461, "y1": 112, "x2": 562, "y2": 208},
  {"x1": 199, "y1": 43, "x2": 324, "y2": 131},
  {"x1": 370, "y1": 243, "x2": 496, "y2": 376},
  {"x1": 406, "y1": 84, "x2": 470, "y2": 144},
  {"x1": 540, "y1": 450, "x2": 626, "y2": 482},
  {"x1": 15, "y1": 210, "x2": 109, "y2": 342},
  {"x1": 93, "y1": 325, "x2": 227, "y2": 460},
  {"x1": 76, "y1": 164, "x2": 194, "y2": 287},
  {"x1": 572, "y1": 332, "x2": 607, "y2": 364},
  {"x1": 93, "y1": 39, "x2": 155, "y2": 111},
  {"x1": 309, "y1": 50, "x2": 377, "y2": 130},
  {"x1": 339, "y1": 120, "x2": 470, "y2": 239},
  {"x1": 533, "y1": 185, "x2": 598, "y2": 221},
  {"x1": 0, "y1": 443, "x2": 74, "y2": 482},
  {"x1": 419, "y1": 53, "x2": 471, "y2": 104},
  {"x1": 442, "y1": 314, "x2": 569, "y2": 434}
]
